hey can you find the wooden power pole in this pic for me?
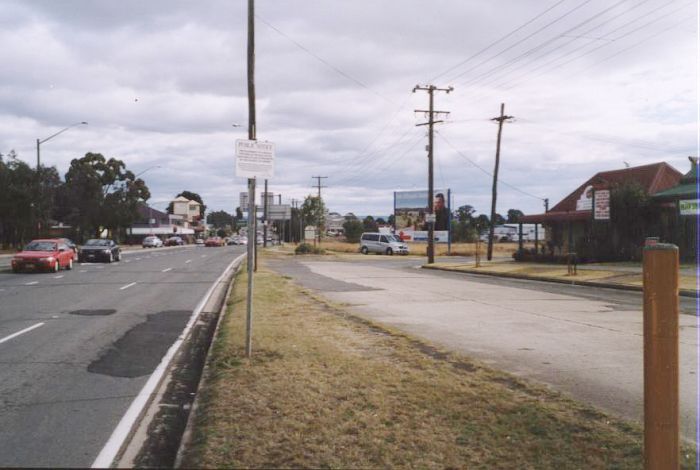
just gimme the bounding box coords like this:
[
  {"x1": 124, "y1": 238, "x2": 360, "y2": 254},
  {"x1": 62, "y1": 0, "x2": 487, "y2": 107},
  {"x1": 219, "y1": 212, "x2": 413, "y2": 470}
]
[
  {"x1": 487, "y1": 103, "x2": 513, "y2": 262},
  {"x1": 413, "y1": 84, "x2": 453, "y2": 264},
  {"x1": 245, "y1": 0, "x2": 256, "y2": 357}
]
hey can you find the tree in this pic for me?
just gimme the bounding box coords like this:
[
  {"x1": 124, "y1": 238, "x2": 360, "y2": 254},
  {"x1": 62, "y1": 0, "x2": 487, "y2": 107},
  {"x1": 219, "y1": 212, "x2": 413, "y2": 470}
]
[
  {"x1": 387, "y1": 214, "x2": 395, "y2": 226},
  {"x1": 167, "y1": 190, "x2": 206, "y2": 218},
  {"x1": 301, "y1": 195, "x2": 325, "y2": 239},
  {"x1": 207, "y1": 210, "x2": 234, "y2": 229},
  {"x1": 343, "y1": 219, "x2": 364, "y2": 243},
  {"x1": 376, "y1": 217, "x2": 386, "y2": 225},
  {"x1": 492, "y1": 213, "x2": 506, "y2": 226},
  {"x1": 507, "y1": 209, "x2": 524, "y2": 223},
  {"x1": 57, "y1": 152, "x2": 149, "y2": 241},
  {"x1": 455, "y1": 205, "x2": 475, "y2": 223},
  {"x1": 363, "y1": 216, "x2": 378, "y2": 232}
]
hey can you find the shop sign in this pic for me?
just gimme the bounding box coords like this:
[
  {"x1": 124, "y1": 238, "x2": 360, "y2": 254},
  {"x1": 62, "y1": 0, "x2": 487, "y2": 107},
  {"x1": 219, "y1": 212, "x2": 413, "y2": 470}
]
[
  {"x1": 593, "y1": 189, "x2": 610, "y2": 220},
  {"x1": 575, "y1": 185, "x2": 593, "y2": 211},
  {"x1": 679, "y1": 199, "x2": 700, "y2": 216}
]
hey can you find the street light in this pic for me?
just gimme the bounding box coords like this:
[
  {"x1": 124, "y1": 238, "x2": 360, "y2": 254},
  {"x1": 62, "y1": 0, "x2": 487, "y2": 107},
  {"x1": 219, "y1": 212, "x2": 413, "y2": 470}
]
[{"x1": 36, "y1": 121, "x2": 88, "y2": 169}]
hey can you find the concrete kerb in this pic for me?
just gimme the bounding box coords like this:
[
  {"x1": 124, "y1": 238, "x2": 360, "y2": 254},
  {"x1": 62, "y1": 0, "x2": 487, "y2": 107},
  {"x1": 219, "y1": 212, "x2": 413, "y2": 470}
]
[
  {"x1": 91, "y1": 252, "x2": 246, "y2": 468},
  {"x1": 422, "y1": 264, "x2": 699, "y2": 299},
  {"x1": 172, "y1": 256, "x2": 244, "y2": 468}
]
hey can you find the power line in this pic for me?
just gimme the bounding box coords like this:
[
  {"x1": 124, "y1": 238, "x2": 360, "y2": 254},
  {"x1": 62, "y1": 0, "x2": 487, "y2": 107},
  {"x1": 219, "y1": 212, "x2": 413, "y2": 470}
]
[
  {"x1": 428, "y1": 0, "x2": 571, "y2": 82},
  {"x1": 255, "y1": 14, "x2": 396, "y2": 106},
  {"x1": 436, "y1": 130, "x2": 545, "y2": 202}
]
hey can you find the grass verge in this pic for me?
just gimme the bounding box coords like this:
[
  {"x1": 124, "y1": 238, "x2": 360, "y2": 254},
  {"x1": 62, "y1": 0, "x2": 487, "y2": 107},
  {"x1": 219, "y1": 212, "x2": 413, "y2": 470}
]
[{"x1": 181, "y1": 262, "x2": 696, "y2": 469}]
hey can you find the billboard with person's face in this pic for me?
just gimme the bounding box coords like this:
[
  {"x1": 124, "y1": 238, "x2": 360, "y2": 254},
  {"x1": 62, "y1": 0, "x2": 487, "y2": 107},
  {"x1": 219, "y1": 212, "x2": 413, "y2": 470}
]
[{"x1": 393, "y1": 189, "x2": 451, "y2": 243}]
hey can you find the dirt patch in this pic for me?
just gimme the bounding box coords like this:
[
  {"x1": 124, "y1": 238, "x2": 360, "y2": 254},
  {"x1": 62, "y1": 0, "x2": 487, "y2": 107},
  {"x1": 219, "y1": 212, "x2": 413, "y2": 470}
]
[{"x1": 69, "y1": 309, "x2": 116, "y2": 316}]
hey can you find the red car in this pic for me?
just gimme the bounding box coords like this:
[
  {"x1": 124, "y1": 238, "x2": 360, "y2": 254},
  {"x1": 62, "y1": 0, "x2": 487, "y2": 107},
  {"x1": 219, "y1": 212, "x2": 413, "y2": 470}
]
[
  {"x1": 204, "y1": 237, "x2": 224, "y2": 247},
  {"x1": 11, "y1": 239, "x2": 75, "y2": 273}
]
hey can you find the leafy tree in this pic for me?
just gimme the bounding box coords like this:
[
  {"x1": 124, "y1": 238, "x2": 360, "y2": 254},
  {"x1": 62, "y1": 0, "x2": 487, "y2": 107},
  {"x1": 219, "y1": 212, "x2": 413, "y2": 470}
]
[
  {"x1": 387, "y1": 214, "x2": 395, "y2": 226},
  {"x1": 207, "y1": 210, "x2": 234, "y2": 229},
  {"x1": 455, "y1": 205, "x2": 475, "y2": 223},
  {"x1": 362, "y1": 216, "x2": 378, "y2": 232},
  {"x1": 343, "y1": 219, "x2": 364, "y2": 243},
  {"x1": 492, "y1": 213, "x2": 506, "y2": 226},
  {"x1": 301, "y1": 195, "x2": 325, "y2": 237},
  {"x1": 376, "y1": 217, "x2": 387, "y2": 225},
  {"x1": 57, "y1": 152, "x2": 149, "y2": 241},
  {"x1": 507, "y1": 209, "x2": 524, "y2": 223},
  {"x1": 216, "y1": 228, "x2": 228, "y2": 238},
  {"x1": 167, "y1": 190, "x2": 206, "y2": 218}
]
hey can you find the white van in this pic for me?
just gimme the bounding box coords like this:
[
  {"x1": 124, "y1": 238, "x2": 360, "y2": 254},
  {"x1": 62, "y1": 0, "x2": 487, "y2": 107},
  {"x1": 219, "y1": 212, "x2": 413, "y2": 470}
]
[{"x1": 359, "y1": 232, "x2": 409, "y2": 255}]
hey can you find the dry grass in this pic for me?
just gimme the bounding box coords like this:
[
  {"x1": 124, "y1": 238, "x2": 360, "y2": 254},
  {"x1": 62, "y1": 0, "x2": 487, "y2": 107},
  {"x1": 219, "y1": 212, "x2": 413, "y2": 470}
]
[
  {"x1": 319, "y1": 240, "x2": 524, "y2": 257},
  {"x1": 181, "y1": 263, "x2": 696, "y2": 469}
]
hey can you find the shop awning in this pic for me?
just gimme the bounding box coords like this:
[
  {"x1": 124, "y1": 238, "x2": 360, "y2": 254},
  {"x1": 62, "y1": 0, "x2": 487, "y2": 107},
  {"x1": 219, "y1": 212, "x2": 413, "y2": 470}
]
[{"x1": 519, "y1": 210, "x2": 591, "y2": 224}]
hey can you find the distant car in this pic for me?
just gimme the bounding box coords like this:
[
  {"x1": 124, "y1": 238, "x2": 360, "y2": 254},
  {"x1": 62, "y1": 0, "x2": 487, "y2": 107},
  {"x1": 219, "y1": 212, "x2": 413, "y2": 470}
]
[
  {"x1": 11, "y1": 239, "x2": 75, "y2": 273},
  {"x1": 79, "y1": 239, "x2": 121, "y2": 263},
  {"x1": 238, "y1": 237, "x2": 248, "y2": 245},
  {"x1": 195, "y1": 238, "x2": 205, "y2": 246},
  {"x1": 205, "y1": 236, "x2": 224, "y2": 247},
  {"x1": 359, "y1": 232, "x2": 409, "y2": 255},
  {"x1": 142, "y1": 236, "x2": 164, "y2": 248},
  {"x1": 165, "y1": 236, "x2": 184, "y2": 246},
  {"x1": 227, "y1": 236, "x2": 240, "y2": 246}
]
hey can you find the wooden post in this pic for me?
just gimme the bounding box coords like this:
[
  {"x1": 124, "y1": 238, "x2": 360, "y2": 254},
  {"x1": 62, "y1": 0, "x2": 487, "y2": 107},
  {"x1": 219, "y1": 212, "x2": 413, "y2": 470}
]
[{"x1": 643, "y1": 243, "x2": 679, "y2": 470}]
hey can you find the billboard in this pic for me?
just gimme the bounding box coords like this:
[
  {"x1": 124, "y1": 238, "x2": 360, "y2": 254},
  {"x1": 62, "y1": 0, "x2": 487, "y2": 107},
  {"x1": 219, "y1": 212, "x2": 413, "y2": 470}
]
[{"x1": 394, "y1": 189, "x2": 451, "y2": 243}]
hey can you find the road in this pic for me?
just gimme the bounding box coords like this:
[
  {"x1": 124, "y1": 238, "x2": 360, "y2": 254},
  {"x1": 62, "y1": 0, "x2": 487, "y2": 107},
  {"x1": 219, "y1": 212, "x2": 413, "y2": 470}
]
[
  {"x1": 0, "y1": 244, "x2": 245, "y2": 467},
  {"x1": 269, "y1": 255, "x2": 699, "y2": 440}
]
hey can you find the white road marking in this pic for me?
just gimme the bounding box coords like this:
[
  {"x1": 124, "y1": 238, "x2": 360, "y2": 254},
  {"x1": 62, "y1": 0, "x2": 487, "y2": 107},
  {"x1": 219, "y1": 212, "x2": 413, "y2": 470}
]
[
  {"x1": 0, "y1": 322, "x2": 44, "y2": 345},
  {"x1": 92, "y1": 252, "x2": 246, "y2": 469},
  {"x1": 79, "y1": 270, "x2": 87, "y2": 273},
  {"x1": 124, "y1": 260, "x2": 131, "y2": 263},
  {"x1": 119, "y1": 282, "x2": 137, "y2": 290},
  {"x1": 25, "y1": 281, "x2": 39, "y2": 286},
  {"x1": 53, "y1": 275, "x2": 64, "y2": 279},
  {"x1": 185, "y1": 259, "x2": 192, "y2": 264},
  {"x1": 201, "y1": 255, "x2": 207, "y2": 258},
  {"x1": 161, "y1": 268, "x2": 172, "y2": 273},
  {"x1": 135, "y1": 258, "x2": 142, "y2": 261},
  {"x1": 96, "y1": 266, "x2": 104, "y2": 269}
]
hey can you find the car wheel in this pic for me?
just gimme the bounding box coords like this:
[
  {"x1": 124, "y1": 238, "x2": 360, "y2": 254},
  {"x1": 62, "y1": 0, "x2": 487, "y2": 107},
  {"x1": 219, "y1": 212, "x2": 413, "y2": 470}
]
[
  {"x1": 386, "y1": 248, "x2": 393, "y2": 256},
  {"x1": 115, "y1": 251, "x2": 121, "y2": 262},
  {"x1": 108, "y1": 252, "x2": 113, "y2": 263},
  {"x1": 66, "y1": 258, "x2": 73, "y2": 270},
  {"x1": 361, "y1": 246, "x2": 369, "y2": 255},
  {"x1": 53, "y1": 261, "x2": 60, "y2": 272}
]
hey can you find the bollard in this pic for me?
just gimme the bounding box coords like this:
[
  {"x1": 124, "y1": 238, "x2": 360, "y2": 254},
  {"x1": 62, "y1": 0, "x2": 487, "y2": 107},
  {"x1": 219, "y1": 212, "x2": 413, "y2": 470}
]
[{"x1": 643, "y1": 243, "x2": 679, "y2": 470}]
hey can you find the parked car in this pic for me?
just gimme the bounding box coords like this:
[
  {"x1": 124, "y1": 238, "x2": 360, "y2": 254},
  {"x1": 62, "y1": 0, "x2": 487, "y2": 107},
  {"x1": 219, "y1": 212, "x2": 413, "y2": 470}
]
[
  {"x1": 205, "y1": 236, "x2": 224, "y2": 247},
  {"x1": 195, "y1": 238, "x2": 205, "y2": 246},
  {"x1": 78, "y1": 239, "x2": 121, "y2": 263},
  {"x1": 227, "y1": 236, "x2": 240, "y2": 245},
  {"x1": 11, "y1": 239, "x2": 75, "y2": 273},
  {"x1": 359, "y1": 232, "x2": 409, "y2": 255},
  {"x1": 238, "y1": 237, "x2": 248, "y2": 245},
  {"x1": 58, "y1": 238, "x2": 78, "y2": 260},
  {"x1": 165, "y1": 236, "x2": 184, "y2": 246},
  {"x1": 142, "y1": 236, "x2": 164, "y2": 248}
]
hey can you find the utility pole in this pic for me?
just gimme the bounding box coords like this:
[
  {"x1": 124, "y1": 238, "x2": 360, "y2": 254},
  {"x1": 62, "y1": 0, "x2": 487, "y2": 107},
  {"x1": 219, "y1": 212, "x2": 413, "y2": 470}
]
[
  {"x1": 263, "y1": 180, "x2": 268, "y2": 248},
  {"x1": 312, "y1": 176, "x2": 327, "y2": 246},
  {"x1": 487, "y1": 103, "x2": 513, "y2": 262},
  {"x1": 544, "y1": 198, "x2": 549, "y2": 212},
  {"x1": 245, "y1": 0, "x2": 256, "y2": 358},
  {"x1": 413, "y1": 84, "x2": 453, "y2": 264}
]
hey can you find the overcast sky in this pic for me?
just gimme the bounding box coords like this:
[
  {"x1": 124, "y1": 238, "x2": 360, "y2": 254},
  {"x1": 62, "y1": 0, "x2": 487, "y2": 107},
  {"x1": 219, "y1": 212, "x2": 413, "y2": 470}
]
[{"x1": 1, "y1": 0, "x2": 697, "y2": 217}]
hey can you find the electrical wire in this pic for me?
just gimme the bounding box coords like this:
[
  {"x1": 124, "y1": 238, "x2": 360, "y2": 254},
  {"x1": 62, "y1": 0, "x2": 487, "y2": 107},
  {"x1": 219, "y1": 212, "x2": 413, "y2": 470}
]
[{"x1": 436, "y1": 131, "x2": 546, "y2": 202}]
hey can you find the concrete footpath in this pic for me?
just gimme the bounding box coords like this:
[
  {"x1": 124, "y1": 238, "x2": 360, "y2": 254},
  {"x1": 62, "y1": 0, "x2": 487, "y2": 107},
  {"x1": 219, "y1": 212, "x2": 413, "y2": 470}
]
[{"x1": 424, "y1": 259, "x2": 699, "y2": 297}]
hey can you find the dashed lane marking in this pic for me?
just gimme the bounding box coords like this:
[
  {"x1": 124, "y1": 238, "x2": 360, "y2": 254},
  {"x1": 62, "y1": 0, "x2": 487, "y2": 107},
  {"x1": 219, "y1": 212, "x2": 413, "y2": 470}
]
[
  {"x1": 0, "y1": 322, "x2": 44, "y2": 345},
  {"x1": 53, "y1": 275, "x2": 64, "y2": 279},
  {"x1": 25, "y1": 281, "x2": 39, "y2": 286},
  {"x1": 119, "y1": 282, "x2": 137, "y2": 290},
  {"x1": 161, "y1": 268, "x2": 172, "y2": 273}
]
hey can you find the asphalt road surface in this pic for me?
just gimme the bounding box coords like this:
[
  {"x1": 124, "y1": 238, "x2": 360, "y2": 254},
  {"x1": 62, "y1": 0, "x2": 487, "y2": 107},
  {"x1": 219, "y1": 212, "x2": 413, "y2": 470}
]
[
  {"x1": 0, "y1": 244, "x2": 245, "y2": 467},
  {"x1": 270, "y1": 255, "x2": 699, "y2": 441}
]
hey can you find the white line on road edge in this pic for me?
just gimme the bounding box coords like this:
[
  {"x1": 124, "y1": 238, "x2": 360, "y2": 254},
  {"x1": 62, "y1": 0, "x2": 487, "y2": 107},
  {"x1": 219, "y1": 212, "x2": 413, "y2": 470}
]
[
  {"x1": 92, "y1": 252, "x2": 245, "y2": 469},
  {"x1": 119, "y1": 282, "x2": 137, "y2": 290},
  {"x1": 24, "y1": 281, "x2": 39, "y2": 286},
  {"x1": 161, "y1": 268, "x2": 172, "y2": 273},
  {"x1": 0, "y1": 322, "x2": 44, "y2": 345},
  {"x1": 185, "y1": 259, "x2": 192, "y2": 264}
]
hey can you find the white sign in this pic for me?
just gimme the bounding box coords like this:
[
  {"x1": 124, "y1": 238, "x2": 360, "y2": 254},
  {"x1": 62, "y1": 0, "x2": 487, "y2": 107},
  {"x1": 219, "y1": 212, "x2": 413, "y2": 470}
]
[
  {"x1": 680, "y1": 199, "x2": 700, "y2": 216},
  {"x1": 594, "y1": 189, "x2": 610, "y2": 220},
  {"x1": 575, "y1": 185, "x2": 593, "y2": 211},
  {"x1": 425, "y1": 214, "x2": 436, "y2": 223},
  {"x1": 268, "y1": 204, "x2": 291, "y2": 221},
  {"x1": 239, "y1": 192, "x2": 248, "y2": 209},
  {"x1": 236, "y1": 140, "x2": 275, "y2": 179}
]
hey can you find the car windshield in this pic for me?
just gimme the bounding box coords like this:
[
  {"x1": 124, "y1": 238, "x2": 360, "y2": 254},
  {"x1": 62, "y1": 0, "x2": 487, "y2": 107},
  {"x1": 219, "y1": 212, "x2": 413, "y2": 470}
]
[
  {"x1": 24, "y1": 241, "x2": 57, "y2": 251},
  {"x1": 386, "y1": 235, "x2": 401, "y2": 243},
  {"x1": 85, "y1": 239, "x2": 109, "y2": 246}
]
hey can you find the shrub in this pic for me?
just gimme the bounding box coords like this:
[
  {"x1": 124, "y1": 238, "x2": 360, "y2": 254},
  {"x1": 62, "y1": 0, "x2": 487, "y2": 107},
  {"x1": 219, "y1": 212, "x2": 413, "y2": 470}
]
[{"x1": 295, "y1": 243, "x2": 325, "y2": 255}]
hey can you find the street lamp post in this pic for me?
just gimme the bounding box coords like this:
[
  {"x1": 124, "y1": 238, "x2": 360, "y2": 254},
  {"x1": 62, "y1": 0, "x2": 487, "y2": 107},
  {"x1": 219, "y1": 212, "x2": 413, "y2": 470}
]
[{"x1": 36, "y1": 121, "x2": 88, "y2": 169}]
